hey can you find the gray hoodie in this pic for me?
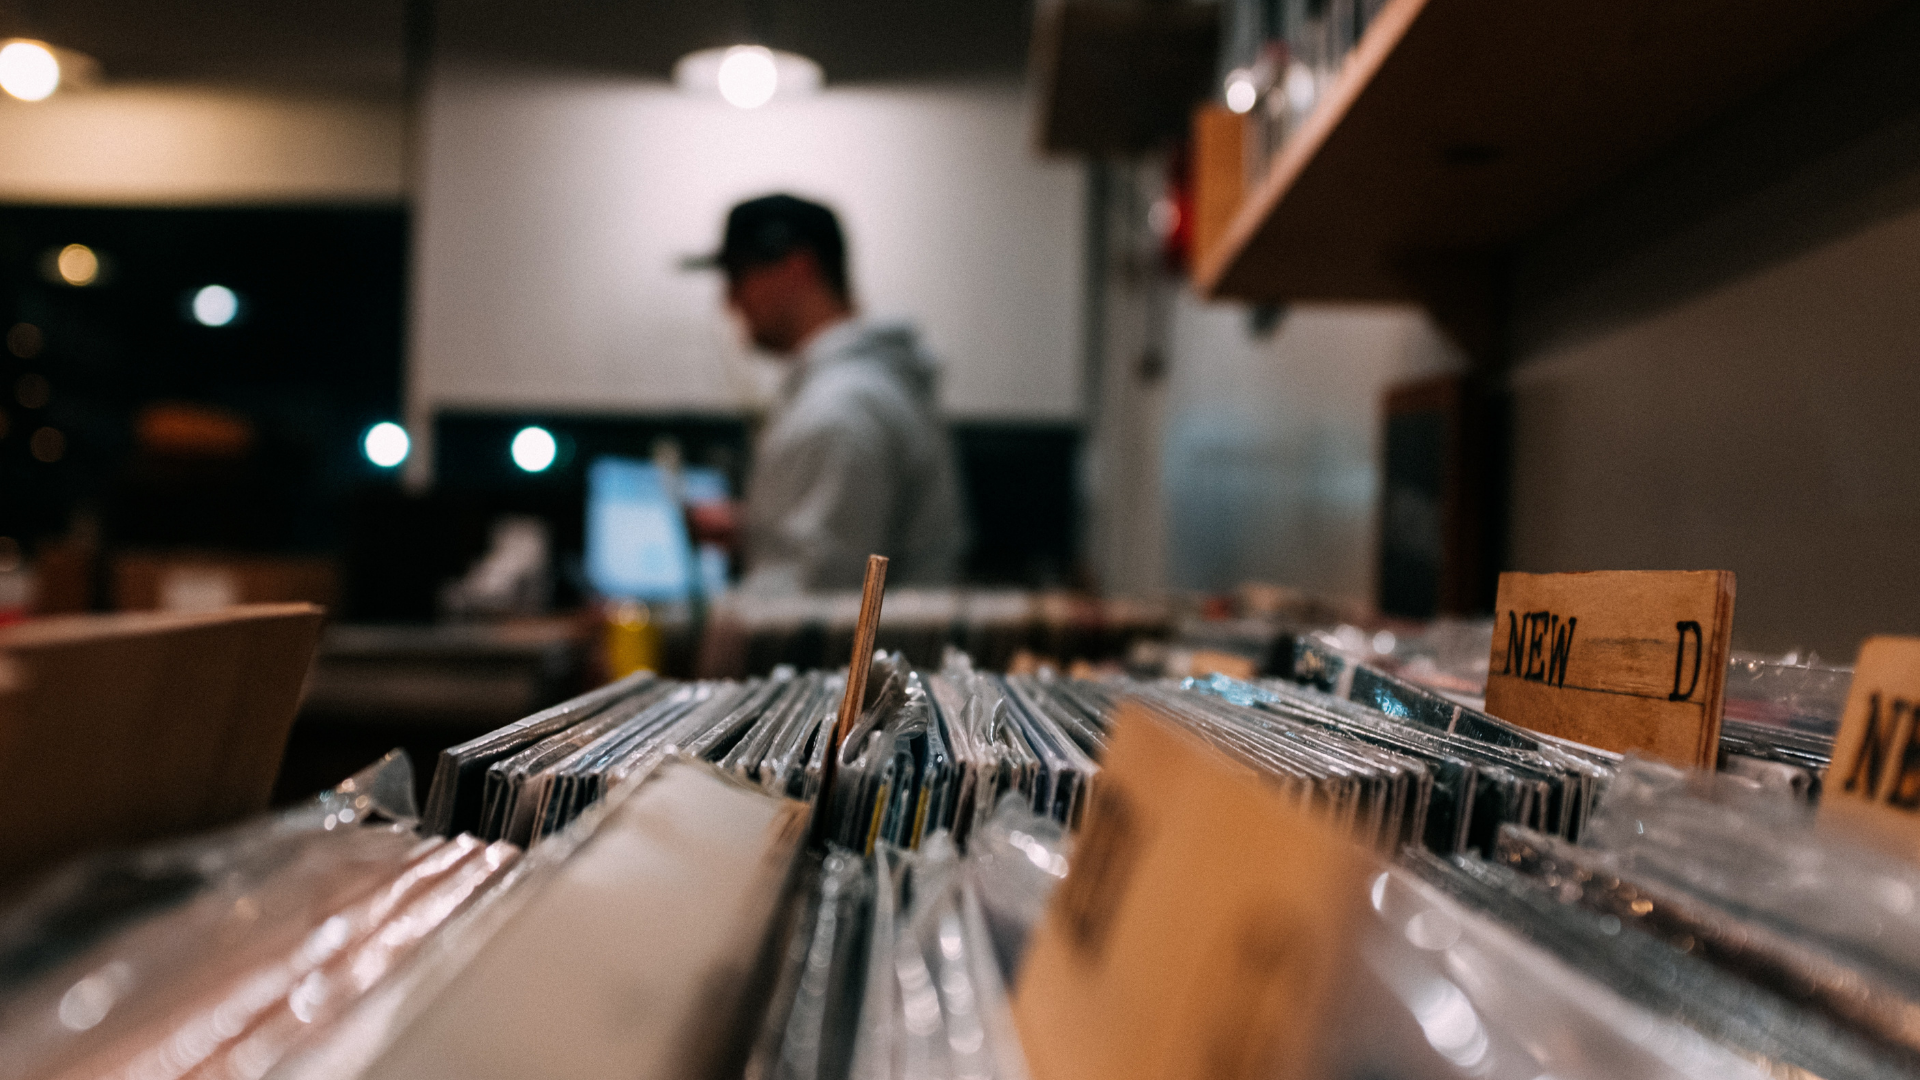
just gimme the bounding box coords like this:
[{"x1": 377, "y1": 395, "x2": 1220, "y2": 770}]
[{"x1": 740, "y1": 318, "x2": 966, "y2": 591}]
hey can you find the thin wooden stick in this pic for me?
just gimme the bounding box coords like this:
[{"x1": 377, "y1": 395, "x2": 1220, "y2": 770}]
[
  {"x1": 813, "y1": 554, "x2": 888, "y2": 844},
  {"x1": 835, "y1": 554, "x2": 890, "y2": 747}
]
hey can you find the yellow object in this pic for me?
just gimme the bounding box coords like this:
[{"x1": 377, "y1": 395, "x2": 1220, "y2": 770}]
[{"x1": 603, "y1": 601, "x2": 661, "y2": 679}]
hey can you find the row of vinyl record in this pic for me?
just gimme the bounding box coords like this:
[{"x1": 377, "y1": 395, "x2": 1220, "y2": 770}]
[
  {"x1": 11, "y1": 633, "x2": 1912, "y2": 1080},
  {"x1": 425, "y1": 633, "x2": 1645, "y2": 862},
  {"x1": 695, "y1": 588, "x2": 1177, "y2": 677}
]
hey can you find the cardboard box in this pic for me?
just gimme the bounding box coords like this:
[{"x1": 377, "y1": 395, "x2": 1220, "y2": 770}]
[{"x1": 0, "y1": 603, "x2": 326, "y2": 880}]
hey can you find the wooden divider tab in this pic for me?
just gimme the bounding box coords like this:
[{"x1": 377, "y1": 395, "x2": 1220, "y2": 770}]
[
  {"x1": 1483, "y1": 570, "x2": 1735, "y2": 768},
  {"x1": 1800, "y1": 636, "x2": 1920, "y2": 863},
  {"x1": 1828, "y1": 636, "x2": 1920, "y2": 812}
]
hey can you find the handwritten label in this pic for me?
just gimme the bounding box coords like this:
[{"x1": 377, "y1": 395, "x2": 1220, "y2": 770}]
[
  {"x1": 1484, "y1": 570, "x2": 1735, "y2": 768},
  {"x1": 1013, "y1": 702, "x2": 1368, "y2": 1080}
]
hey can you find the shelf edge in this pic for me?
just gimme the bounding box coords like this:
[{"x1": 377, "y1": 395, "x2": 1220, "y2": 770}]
[{"x1": 1193, "y1": 0, "x2": 1432, "y2": 300}]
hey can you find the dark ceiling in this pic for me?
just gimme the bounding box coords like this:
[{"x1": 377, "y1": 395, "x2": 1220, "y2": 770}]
[
  {"x1": 445, "y1": 0, "x2": 1035, "y2": 83},
  {"x1": 0, "y1": 0, "x2": 1035, "y2": 96},
  {"x1": 0, "y1": 0, "x2": 409, "y2": 94}
]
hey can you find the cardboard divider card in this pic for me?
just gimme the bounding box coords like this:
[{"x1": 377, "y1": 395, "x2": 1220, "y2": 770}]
[
  {"x1": 361, "y1": 761, "x2": 812, "y2": 1080},
  {"x1": 1483, "y1": 570, "x2": 1735, "y2": 768},
  {"x1": 0, "y1": 604, "x2": 326, "y2": 880},
  {"x1": 1822, "y1": 637, "x2": 1920, "y2": 854},
  {"x1": 1013, "y1": 701, "x2": 1370, "y2": 1080}
]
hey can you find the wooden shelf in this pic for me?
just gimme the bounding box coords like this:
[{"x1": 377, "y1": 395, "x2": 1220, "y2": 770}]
[{"x1": 1194, "y1": 0, "x2": 1904, "y2": 343}]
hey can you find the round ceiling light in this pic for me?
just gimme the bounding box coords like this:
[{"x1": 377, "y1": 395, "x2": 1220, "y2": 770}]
[
  {"x1": 674, "y1": 45, "x2": 822, "y2": 109},
  {"x1": 0, "y1": 40, "x2": 59, "y2": 102},
  {"x1": 1223, "y1": 69, "x2": 1257, "y2": 114},
  {"x1": 0, "y1": 39, "x2": 97, "y2": 102},
  {"x1": 717, "y1": 46, "x2": 777, "y2": 109}
]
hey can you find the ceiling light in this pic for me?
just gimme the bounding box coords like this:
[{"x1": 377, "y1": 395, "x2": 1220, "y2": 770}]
[
  {"x1": 1223, "y1": 69, "x2": 1257, "y2": 114},
  {"x1": 0, "y1": 40, "x2": 58, "y2": 101},
  {"x1": 0, "y1": 39, "x2": 96, "y2": 102},
  {"x1": 674, "y1": 45, "x2": 822, "y2": 109},
  {"x1": 718, "y1": 46, "x2": 777, "y2": 109}
]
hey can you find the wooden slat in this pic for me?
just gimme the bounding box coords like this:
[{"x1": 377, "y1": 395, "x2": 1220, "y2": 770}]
[
  {"x1": 1195, "y1": 0, "x2": 1903, "y2": 305},
  {"x1": 1190, "y1": 104, "x2": 1248, "y2": 272}
]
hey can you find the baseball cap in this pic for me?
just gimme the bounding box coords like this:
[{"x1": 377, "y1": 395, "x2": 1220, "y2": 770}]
[{"x1": 683, "y1": 194, "x2": 847, "y2": 294}]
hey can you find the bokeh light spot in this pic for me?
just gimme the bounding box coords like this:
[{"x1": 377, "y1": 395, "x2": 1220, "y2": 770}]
[
  {"x1": 511, "y1": 426, "x2": 557, "y2": 472},
  {"x1": 363, "y1": 422, "x2": 410, "y2": 468}
]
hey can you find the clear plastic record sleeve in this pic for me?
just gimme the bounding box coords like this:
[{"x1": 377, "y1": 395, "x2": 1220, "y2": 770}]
[{"x1": 0, "y1": 755, "x2": 520, "y2": 1080}]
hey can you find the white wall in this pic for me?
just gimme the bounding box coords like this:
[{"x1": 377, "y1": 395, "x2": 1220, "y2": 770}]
[
  {"x1": 409, "y1": 68, "x2": 1085, "y2": 469},
  {"x1": 1081, "y1": 161, "x2": 1465, "y2": 602},
  {"x1": 0, "y1": 87, "x2": 403, "y2": 204},
  {"x1": 1161, "y1": 298, "x2": 1463, "y2": 604}
]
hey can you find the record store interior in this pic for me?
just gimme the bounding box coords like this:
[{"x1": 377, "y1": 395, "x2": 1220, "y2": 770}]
[{"x1": 5, "y1": 0, "x2": 1920, "y2": 1077}]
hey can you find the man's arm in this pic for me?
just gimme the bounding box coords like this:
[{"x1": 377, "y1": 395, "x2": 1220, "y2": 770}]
[{"x1": 744, "y1": 409, "x2": 894, "y2": 591}]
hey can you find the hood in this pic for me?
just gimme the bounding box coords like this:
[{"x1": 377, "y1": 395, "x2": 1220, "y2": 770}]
[{"x1": 804, "y1": 317, "x2": 941, "y2": 406}]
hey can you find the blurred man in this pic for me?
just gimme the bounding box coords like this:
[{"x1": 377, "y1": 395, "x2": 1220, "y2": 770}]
[{"x1": 706, "y1": 194, "x2": 963, "y2": 591}]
